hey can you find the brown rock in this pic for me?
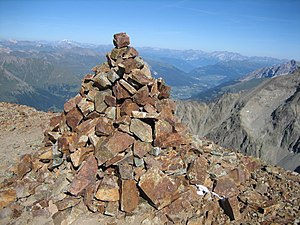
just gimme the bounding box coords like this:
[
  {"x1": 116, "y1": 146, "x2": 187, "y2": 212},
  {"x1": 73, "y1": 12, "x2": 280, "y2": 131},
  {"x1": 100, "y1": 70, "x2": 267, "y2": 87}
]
[
  {"x1": 83, "y1": 73, "x2": 94, "y2": 82},
  {"x1": 95, "y1": 117, "x2": 114, "y2": 136},
  {"x1": 187, "y1": 157, "x2": 209, "y2": 184},
  {"x1": 130, "y1": 69, "x2": 153, "y2": 86},
  {"x1": 120, "y1": 99, "x2": 139, "y2": 116},
  {"x1": 120, "y1": 180, "x2": 139, "y2": 212},
  {"x1": 104, "y1": 106, "x2": 116, "y2": 120},
  {"x1": 154, "y1": 132, "x2": 185, "y2": 148},
  {"x1": 213, "y1": 176, "x2": 239, "y2": 198},
  {"x1": 110, "y1": 47, "x2": 127, "y2": 60},
  {"x1": 68, "y1": 155, "x2": 98, "y2": 196},
  {"x1": 77, "y1": 98, "x2": 94, "y2": 117},
  {"x1": 154, "y1": 119, "x2": 173, "y2": 138},
  {"x1": 133, "y1": 140, "x2": 151, "y2": 158},
  {"x1": 70, "y1": 147, "x2": 94, "y2": 168},
  {"x1": 158, "y1": 82, "x2": 171, "y2": 99},
  {"x1": 95, "y1": 175, "x2": 119, "y2": 202},
  {"x1": 113, "y1": 32, "x2": 130, "y2": 48},
  {"x1": 49, "y1": 114, "x2": 62, "y2": 130},
  {"x1": 95, "y1": 131, "x2": 134, "y2": 165},
  {"x1": 113, "y1": 81, "x2": 131, "y2": 100},
  {"x1": 156, "y1": 151, "x2": 186, "y2": 175},
  {"x1": 107, "y1": 70, "x2": 120, "y2": 83},
  {"x1": 133, "y1": 85, "x2": 151, "y2": 106},
  {"x1": 102, "y1": 131, "x2": 135, "y2": 155},
  {"x1": 130, "y1": 118, "x2": 153, "y2": 143},
  {"x1": 227, "y1": 196, "x2": 242, "y2": 221},
  {"x1": 94, "y1": 90, "x2": 112, "y2": 113},
  {"x1": 138, "y1": 168, "x2": 179, "y2": 209},
  {"x1": 17, "y1": 154, "x2": 32, "y2": 179},
  {"x1": 104, "y1": 95, "x2": 116, "y2": 106},
  {"x1": 118, "y1": 164, "x2": 134, "y2": 180},
  {"x1": 92, "y1": 62, "x2": 111, "y2": 74},
  {"x1": 141, "y1": 62, "x2": 152, "y2": 78},
  {"x1": 64, "y1": 95, "x2": 82, "y2": 113},
  {"x1": 76, "y1": 118, "x2": 98, "y2": 136},
  {"x1": 123, "y1": 47, "x2": 139, "y2": 59},
  {"x1": 66, "y1": 107, "x2": 83, "y2": 131},
  {"x1": 144, "y1": 103, "x2": 157, "y2": 113},
  {"x1": 55, "y1": 197, "x2": 81, "y2": 211},
  {"x1": 228, "y1": 165, "x2": 249, "y2": 185},
  {"x1": 0, "y1": 189, "x2": 17, "y2": 209},
  {"x1": 57, "y1": 132, "x2": 77, "y2": 153},
  {"x1": 93, "y1": 72, "x2": 111, "y2": 89},
  {"x1": 119, "y1": 79, "x2": 137, "y2": 94},
  {"x1": 121, "y1": 58, "x2": 139, "y2": 74}
]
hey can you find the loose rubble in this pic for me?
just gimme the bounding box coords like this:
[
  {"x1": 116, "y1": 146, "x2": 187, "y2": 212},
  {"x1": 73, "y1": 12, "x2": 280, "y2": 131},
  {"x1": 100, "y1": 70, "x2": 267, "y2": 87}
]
[{"x1": 0, "y1": 33, "x2": 299, "y2": 224}]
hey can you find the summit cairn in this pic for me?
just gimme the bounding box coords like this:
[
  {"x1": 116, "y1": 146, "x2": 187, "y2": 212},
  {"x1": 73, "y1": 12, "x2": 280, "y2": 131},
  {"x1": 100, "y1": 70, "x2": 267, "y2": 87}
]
[
  {"x1": 43, "y1": 32, "x2": 190, "y2": 213},
  {"x1": 2, "y1": 33, "x2": 299, "y2": 224}
]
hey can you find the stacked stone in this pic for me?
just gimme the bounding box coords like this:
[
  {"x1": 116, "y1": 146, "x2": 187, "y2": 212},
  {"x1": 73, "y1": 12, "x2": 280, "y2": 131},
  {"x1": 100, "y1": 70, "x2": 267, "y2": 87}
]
[{"x1": 42, "y1": 32, "x2": 191, "y2": 213}]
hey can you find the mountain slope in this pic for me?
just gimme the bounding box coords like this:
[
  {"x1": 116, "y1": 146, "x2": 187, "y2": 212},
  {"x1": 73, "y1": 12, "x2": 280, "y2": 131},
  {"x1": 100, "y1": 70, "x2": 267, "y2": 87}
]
[
  {"x1": 176, "y1": 69, "x2": 300, "y2": 171},
  {"x1": 193, "y1": 60, "x2": 299, "y2": 101}
]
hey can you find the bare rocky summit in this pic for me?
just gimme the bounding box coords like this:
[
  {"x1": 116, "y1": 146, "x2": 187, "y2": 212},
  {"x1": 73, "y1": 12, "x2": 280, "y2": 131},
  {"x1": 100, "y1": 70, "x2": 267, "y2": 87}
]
[{"x1": 0, "y1": 33, "x2": 299, "y2": 224}]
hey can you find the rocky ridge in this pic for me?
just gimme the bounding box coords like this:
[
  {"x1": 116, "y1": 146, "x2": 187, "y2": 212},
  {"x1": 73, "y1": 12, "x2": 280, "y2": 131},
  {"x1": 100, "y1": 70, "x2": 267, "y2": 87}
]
[
  {"x1": 177, "y1": 68, "x2": 300, "y2": 172},
  {"x1": 0, "y1": 33, "x2": 299, "y2": 224}
]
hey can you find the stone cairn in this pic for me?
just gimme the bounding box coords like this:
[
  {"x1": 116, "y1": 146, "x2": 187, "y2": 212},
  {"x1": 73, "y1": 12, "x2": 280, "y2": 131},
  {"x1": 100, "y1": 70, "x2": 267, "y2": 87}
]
[
  {"x1": 43, "y1": 32, "x2": 191, "y2": 213},
  {"x1": 2, "y1": 33, "x2": 300, "y2": 224}
]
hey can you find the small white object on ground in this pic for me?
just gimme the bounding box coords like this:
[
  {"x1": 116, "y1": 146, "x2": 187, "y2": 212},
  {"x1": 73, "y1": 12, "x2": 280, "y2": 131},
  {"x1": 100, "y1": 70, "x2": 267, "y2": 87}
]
[{"x1": 196, "y1": 184, "x2": 223, "y2": 199}]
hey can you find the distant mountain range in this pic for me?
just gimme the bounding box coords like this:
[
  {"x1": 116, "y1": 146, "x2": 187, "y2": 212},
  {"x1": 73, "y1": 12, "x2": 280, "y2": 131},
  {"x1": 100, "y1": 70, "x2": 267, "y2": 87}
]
[
  {"x1": 176, "y1": 68, "x2": 300, "y2": 172},
  {"x1": 0, "y1": 39, "x2": 290, "y2": 110}
]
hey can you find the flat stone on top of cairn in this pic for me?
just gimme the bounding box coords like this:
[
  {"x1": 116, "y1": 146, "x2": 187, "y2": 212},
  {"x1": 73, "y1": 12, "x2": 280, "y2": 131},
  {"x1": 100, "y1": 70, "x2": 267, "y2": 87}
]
[{"x1": 113, "y1": 32, "x2": 130, "y2": 48}]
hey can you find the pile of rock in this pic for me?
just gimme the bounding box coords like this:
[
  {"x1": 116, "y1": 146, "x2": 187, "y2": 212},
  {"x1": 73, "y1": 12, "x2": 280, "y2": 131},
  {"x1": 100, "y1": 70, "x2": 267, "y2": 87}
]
[
  {"x1": 1, "y1": 33, "x2": 299, "y2": 224},
  {"x1": 42, "y1": 32, "x2": 190, "y2": 213}
]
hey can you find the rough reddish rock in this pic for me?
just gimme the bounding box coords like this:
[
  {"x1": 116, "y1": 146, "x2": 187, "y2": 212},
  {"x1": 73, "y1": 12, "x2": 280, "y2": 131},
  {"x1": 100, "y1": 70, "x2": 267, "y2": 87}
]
[
  {"x1": 95, "y1": 175, "x2": 119, "y2": 202},
  {"x1": 0, "y1": 189, "x2": 17, "y2": 209},
  {"x1": 17, "y1": 154, "x2": 32, "y2": 179},
  {"x1": 130, "y1": 118, "x2": 153, "y2": 143},
  {"x1": 77, "y1": 98, "x2": 94, "y2": 117},
  {"x1": 119, "y1": 79, "x2": 137, "y2": 95},
  {"x1": 121, "y1": 58, "x2": 139, "y2": 74},
  {"x1": 133, "y1": 140, "x2": 151, "y2": 158},
  {"x1": 95, "y1": 131, "x2": 134, "y2": 166},
  {"x1": 68, "y1": 155, "x2": 98, "y2": 196},
  {"x1": 113, "y1": 81, "x2": 131, "y2": 100},
  {"x1": 101, "y1": 131, "x2": 134, "y2": 155},
  {"x1": 133, "y1": 85, "x2": 151, "y2": 106},
  {"x1": 130, "y1": 69, "x2": 153, "y2": 86},
  {"x1": 120, "y1": 99, "x2": 139, "y2": 116},
  {"x1": 104, "y1": 95, "x2": 116, "y2": 106},
  {"x1": 66, "y1": 107, "x2": 83, "y2": 131},
  {"x1": 154, "y1": 132, "x2": 185, "y2": 148},
  {"x1": 187, "y1": 157, "x2": 209, "y2": 184},
  {"x1": 70, "y1": 147, "x2": 94, "y2": 168},
  {"x1": 123, "y1": 47, "x2": 139, "y2": 59},
  {"x1": 64, "y1": 95, "x2": 82, "y2": 113},
  {"x1": 93, "y1": 72, "x2": 111, "y2": 89},
  {"x1": 118, "y1": 163, "x2": 134, "y2": 180},
  {"x1": 113, "y1": 32, "x2": 130, "y2": 48},
  {"x1": 120, "y1": 179, "x2": 139, "y2": 212},
  {"x1": 95, "y1": 117, "x2": 114, "y2": 136},
  {"x1": 213, "y1": 176, "x2": 239, "y2": 198},
  {"x1": 138, "y1": 168, "x2": 179, "y2": 209},
  {"x1": 94, "y1": 90, "x2": 111, "y2": 113}
]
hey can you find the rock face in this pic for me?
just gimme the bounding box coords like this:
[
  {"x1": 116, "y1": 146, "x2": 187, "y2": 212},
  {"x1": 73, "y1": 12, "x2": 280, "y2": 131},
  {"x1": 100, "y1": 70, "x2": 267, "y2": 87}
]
[
  {"x1": 176, "y1": 69, "x2": 300, "y2": 172},
  {"x1": 1, "y1": 33, "x2": 299, "y2": 224}
]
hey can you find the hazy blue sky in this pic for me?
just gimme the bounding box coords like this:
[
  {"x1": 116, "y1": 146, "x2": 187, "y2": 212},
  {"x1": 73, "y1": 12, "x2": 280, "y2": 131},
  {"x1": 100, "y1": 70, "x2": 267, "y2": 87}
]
[{"x1": 0, "y1": 0, "x2": 299, "y2": 59}]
